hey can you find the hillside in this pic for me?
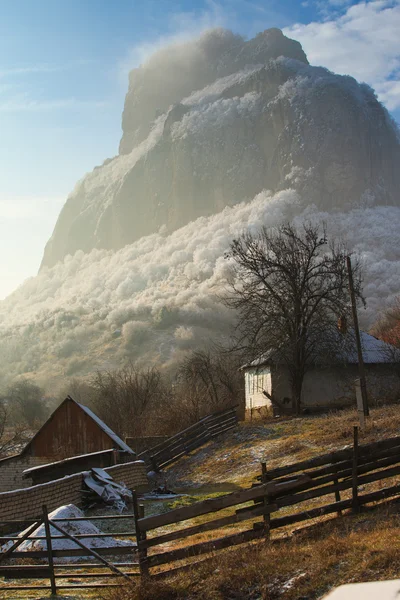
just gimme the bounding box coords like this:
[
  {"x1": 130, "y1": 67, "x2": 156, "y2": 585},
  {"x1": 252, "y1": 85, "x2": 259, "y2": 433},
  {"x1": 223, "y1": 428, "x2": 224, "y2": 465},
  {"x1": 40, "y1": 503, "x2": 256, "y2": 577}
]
[
  {"x1": 107, "y1": 405, "x2": 400, "y2": 600},
  {"x1": 165, "y1": 405, "x2": 400, "y2": 489}
]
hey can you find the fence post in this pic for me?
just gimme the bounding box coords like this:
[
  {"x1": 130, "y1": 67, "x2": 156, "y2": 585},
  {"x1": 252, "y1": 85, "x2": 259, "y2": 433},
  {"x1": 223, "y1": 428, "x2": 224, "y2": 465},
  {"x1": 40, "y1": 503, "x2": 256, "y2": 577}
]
[
  {"x1": 42, "y1": 505, "x2": 57, "y2": 596},
  {"x1": 132, "y1": 489, "x2": 149, "y2": 577},
  {"x1": 260, "y1": 462, "x2": 271, "y2": 539},
  {"x1": 352, "y1": 426, "x2": 359, "y2": 513},
  {"x1": 332, "y1": 461, "x2": 342, "y2": 517}
]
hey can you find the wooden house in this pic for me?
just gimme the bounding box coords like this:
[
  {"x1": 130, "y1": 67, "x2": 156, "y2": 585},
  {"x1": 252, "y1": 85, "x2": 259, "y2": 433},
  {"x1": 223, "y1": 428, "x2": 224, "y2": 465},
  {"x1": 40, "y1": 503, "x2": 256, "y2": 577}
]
[{"x1": 0, "y1": 396, "x2": 134, "y2": 492}]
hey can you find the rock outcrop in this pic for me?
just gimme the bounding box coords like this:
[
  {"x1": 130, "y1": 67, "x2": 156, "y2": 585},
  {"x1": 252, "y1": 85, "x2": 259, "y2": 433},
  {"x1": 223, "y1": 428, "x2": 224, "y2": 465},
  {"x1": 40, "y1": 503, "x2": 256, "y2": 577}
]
[{"x1": 40, "y1": 28, "x2": 400, "y2": 270}]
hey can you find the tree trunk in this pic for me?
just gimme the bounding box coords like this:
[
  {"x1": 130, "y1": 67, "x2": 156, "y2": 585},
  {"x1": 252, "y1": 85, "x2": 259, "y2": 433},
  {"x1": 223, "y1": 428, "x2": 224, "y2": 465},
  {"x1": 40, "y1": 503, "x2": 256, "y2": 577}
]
[{"x1": 291, "y1": 376, "x2": 303, "y2": 416}]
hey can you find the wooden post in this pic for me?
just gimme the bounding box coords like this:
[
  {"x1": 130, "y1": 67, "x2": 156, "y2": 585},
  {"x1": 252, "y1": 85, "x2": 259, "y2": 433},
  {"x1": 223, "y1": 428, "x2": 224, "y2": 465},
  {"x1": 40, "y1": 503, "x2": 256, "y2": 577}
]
[
  {"x1": 42, "y1": 505, "x2": 57, "y2": 596},
  {"x1": 347, "y1": 256, "x2": 369, "y2": 417},
  {"x1": 352, "y1": 426, "x2": 359, "y2": 513},
  {"x1": 332, "y1": 463, "x2": 342, "y2": 517},
  {"x1": 132, "y1": 489, "x2": 149, "y2": 576},
  {"x1": 260, "y1": 462, "x2": 270, "y2": 539}
]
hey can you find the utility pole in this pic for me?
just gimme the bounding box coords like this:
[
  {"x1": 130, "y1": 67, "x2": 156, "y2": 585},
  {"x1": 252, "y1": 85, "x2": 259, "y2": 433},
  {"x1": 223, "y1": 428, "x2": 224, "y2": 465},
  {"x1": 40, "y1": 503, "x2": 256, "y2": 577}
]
[{"x1": 346, "y1": 255, "x2": 369, "y2": 417}]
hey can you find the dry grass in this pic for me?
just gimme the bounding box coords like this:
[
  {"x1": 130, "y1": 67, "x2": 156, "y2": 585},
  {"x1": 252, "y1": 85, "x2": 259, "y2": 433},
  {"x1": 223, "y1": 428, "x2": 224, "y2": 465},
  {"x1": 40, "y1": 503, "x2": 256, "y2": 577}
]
[
  {"x1": 167, "y1": 404, "x2": 400, "y2": 489},
  {"x1": 102, "y1": 501, "x2": 400, "y2": 600}
]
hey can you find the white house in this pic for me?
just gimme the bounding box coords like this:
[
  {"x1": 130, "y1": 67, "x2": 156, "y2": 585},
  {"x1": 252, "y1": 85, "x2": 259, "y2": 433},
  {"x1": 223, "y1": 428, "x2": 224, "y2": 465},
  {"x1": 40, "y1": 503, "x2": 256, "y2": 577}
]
[{"x1": 242, "y1": 332, "x2": 400, "y2": 419}]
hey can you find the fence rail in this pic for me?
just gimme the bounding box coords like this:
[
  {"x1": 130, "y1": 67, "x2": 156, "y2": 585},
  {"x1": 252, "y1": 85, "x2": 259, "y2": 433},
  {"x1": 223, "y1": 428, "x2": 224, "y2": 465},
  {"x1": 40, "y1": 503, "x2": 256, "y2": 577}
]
[
  {"x1": 0, "y1": 498, "x2": 140, "y2": 593},
  {"x1": 138, "y1": 406, "x2": 239, "y2": 471},
  {"x1": 132, "y1": 427, "x2": 400, "y2": 577}
]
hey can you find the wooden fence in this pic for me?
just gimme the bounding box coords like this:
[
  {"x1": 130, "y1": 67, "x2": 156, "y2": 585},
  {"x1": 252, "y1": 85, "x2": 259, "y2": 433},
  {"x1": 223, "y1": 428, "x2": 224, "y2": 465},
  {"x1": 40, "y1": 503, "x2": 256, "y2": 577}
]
[
  {"x1": 139, "y1": 406, "x2": 238, "y2": 471},
  {"x1": 133, "y1": 427, "x2": 400, "y2": 576},
  {"x1": 3, "y1": 427, "x2": 400, "y2": 592},
  {"x1": 0, "y1": 504, "x2": 139, "y2": 593}
]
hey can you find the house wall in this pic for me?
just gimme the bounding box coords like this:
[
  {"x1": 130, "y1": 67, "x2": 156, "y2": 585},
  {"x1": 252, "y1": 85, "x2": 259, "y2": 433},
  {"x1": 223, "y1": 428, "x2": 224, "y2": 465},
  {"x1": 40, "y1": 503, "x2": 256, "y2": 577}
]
[
  {"x1": 272, "y1": 364, "x2": 400, "y2": 408},
  {"x1": 0, "y1": 460, "x2": 148, "y2": 524},
  {"x1": 26, "y1": 399, "x2": 115, "y2": 459},
  {"x1": 244, "y1": 367, "x2": 272, "y2": 420}
]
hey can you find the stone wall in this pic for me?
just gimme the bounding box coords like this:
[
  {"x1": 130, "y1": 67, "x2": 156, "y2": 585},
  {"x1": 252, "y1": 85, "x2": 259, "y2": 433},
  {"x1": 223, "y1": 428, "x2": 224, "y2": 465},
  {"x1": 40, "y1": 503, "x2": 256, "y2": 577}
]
[{"x1": 0, "y1": 460, "x2": 148, "y2": 523}]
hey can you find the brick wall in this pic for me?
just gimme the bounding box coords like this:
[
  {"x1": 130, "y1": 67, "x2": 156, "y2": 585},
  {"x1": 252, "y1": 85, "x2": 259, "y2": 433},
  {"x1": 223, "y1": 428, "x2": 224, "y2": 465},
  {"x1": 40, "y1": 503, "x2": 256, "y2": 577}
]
[
  {"x1": 0, "y1": 460, "x2": 148, "y2": 523},
  {"x1": 0, "y1": 472, "x2": 83, "y2": 522},
  {"x1": 0, "y1": 455, "x2": 50, "y2": 492}
]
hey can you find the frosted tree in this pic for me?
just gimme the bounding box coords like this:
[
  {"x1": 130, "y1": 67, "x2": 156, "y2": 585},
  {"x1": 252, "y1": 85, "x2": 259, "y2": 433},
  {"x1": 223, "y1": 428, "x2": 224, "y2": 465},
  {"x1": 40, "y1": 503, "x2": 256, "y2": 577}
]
[{"x1": 225, "y1": 222, "x2": 363, "y2": 414}]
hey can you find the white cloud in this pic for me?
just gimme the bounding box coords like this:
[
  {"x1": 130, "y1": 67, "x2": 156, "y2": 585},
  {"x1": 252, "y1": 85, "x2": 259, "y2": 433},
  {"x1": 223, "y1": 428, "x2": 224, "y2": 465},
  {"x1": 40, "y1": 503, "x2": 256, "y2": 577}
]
[
  {"x1": 284, "y1": 0, "x2": 400, "y2": 110},
  {"x1": 117, "y1": 1, "x2": 228, "y2": 84}
]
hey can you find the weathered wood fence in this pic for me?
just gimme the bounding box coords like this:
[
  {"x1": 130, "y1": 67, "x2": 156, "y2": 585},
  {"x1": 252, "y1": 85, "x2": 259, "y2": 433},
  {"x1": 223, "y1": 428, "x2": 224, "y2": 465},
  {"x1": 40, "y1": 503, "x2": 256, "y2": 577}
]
[
  {"x1": 139, "y1": 406, "x2": 238, "y2": 471},
  {"x1": 0, "y1": 505, "x2": 139, "y2": 593},
  {"x1": 3, "y1": 427, "x2": 400, "y2": 592},
  {"x1": 133, "y1": 427, "x2": 400, "y2": 576}
]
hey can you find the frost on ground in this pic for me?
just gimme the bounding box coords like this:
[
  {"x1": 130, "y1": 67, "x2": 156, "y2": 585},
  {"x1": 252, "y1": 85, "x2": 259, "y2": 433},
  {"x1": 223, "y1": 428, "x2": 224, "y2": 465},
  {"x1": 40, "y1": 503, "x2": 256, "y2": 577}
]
[{"x1": 1, "y1": 504, "x2": 135, "y2": 561}]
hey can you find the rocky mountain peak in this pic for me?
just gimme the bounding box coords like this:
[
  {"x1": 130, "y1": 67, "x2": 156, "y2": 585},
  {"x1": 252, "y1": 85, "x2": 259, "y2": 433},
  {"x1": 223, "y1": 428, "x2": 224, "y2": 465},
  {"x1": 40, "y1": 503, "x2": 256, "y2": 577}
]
[{"x1": 119, "y1": 28, "x2": 308, "y2": 154}]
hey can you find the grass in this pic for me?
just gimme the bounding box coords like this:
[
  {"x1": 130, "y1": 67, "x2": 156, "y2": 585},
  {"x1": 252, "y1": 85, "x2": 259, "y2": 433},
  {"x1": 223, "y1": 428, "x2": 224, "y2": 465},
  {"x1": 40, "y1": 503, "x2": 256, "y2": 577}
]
[
  {"x1": 167, "y1": 404, "x2": 400, "y2": 489},
  {"x1": 101, "y1": 500, "x2": 400, "y2": 600}
]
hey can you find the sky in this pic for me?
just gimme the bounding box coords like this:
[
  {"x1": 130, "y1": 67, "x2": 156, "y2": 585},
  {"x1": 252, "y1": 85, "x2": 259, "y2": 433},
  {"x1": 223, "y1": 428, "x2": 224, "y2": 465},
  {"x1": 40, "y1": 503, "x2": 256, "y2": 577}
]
[{"x1": 0, "y1": 0, "x2": 399, "y2": 299}]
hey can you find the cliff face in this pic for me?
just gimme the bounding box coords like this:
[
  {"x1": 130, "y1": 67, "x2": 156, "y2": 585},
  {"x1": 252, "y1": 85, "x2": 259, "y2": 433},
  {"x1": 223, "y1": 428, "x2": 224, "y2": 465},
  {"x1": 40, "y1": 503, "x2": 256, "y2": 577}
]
[{"x1": 40, "y1": 28, "x2": 400, "y2": 270}]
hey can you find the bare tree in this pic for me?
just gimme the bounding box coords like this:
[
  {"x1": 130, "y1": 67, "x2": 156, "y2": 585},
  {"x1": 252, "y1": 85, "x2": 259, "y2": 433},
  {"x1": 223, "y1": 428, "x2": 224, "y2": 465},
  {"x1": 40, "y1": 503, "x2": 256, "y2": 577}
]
[
  {"x1": 90, "y1": 364, "x2": 172, "y2": 438},
  {"x1": 0, "y1": 399, "x2": 30, "y2": 458},
  {"x1": 225, "y1": 222, "x2": 363, "y2": 414},
  {"x1": 177, "y1": 349, "x2": 243, "y2": 421},
  {"x1": 371, "y1": 297, "x2": 400, "y2": 377}
]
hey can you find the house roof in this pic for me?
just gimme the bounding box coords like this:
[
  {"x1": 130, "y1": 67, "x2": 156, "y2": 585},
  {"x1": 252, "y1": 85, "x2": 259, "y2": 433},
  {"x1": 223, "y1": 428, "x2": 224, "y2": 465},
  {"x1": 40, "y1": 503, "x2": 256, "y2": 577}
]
[
  {"x1": 75, "y1": 400, "x2": 134, "y2": 454},
  {"x1": 21, "y1": 396, "x2": 134, "y2": 456},
  {"x1": 242, "y1": 331, "x2": 398, "y2": 369}
]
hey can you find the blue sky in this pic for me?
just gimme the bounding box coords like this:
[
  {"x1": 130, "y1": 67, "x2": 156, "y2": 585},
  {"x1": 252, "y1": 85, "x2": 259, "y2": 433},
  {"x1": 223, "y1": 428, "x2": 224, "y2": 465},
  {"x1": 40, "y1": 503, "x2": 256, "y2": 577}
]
[{"x1": 1, "y1": 0, "x2": 400, "y2": 298}]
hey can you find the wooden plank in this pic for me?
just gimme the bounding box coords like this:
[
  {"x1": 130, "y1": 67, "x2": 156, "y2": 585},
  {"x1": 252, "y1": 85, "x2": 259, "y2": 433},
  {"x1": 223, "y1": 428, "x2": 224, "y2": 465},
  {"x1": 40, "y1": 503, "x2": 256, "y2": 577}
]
[
  {"x1": 0, "y1": 563, "x2": 139, "y2": 571},
  {"x1": 139, "y1": 476, "x2": 309, "y2": 531},
  {"x1": 9, "y1": 546, "x2": 135, "y2": 559},
  {"x1": 267, "y1": 435, "x2": 400, "y2": 480},
  {"x1": 146, "y1": 525, "x2": 266, "y2": 568},
  {"x1": 151, "y1": 441, "x2": 186, "y2": 461},
  {"x1": 0, "y1": 531, "x2": 137, "y2": 541},
  {"x1": 51, "y1": 514, "x2": 134, "y2": 522},
  {"x1": 139, "y1": 502, "x2": 278, "y2": 549},
  {"x1": 352, "y1": 426, "x2": 359, "y2": 512},
  {"x1": 42, "y1": 505, "x2": 56, "y2": 595},
  {"x1": 271, "y1": 452, "x2": 400, "y2": 502},
  {"x1": 276, "y1": 462, "x2": 400, "y2": 510},
  {"x1": 271, "y1": 480, "x2": 400, "y2": 531},
  {"x1": 261, "y1": 462, "x2": 271, "y2": 539},
  {"x1": 132, "y1": 488, "x2": 149, "y2": 577},
  {"x1": 271, "y1": 497, "x2": 354, "y2": 529},
  {"x1": 0, "y1": 583, "x2": 125, "y2": 590},
  {"x1": 157, "y1": 451, "x2": 188, "y2": 469},
  {"x1": 51, "y1": 571, "x2": 141, "y2": 578},
  {"x1": 0, "y1": 567, "x2": 51, "y2": 579},
  {"x1": 210, "y1": 424, "x2": 237, "y2": 438},
  {"x1": 206, "y1": 417, "x2": 237, "y2": 432},
  {"x1": 269, "y1": 444, "x2": 400, "y2": 485}
]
